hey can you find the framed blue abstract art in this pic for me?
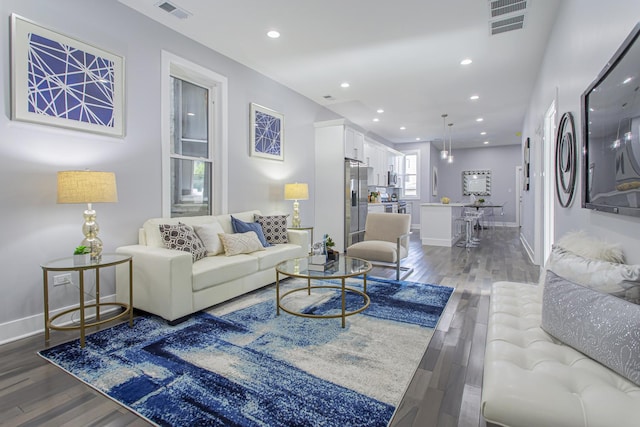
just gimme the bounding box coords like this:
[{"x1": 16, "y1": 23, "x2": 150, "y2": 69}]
[
  {"x1": 10, "y1": 14, "x2": 125, "y2": 137},
  {"x1": 250, "y1": 103, "x2": 284, "y2": 160}
]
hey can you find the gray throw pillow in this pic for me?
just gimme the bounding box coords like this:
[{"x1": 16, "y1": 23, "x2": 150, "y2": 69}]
[{"x1": 542, "y1": 271, "x2": 640, "y2": 386}]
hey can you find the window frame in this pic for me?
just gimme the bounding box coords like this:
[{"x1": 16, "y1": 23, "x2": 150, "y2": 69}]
[
  {"x1": 402, "y1": 150, "x2": 420, "y2": 200},
  {"x1": 161, "y1": 51, "x2": 228, "y2": 217}
]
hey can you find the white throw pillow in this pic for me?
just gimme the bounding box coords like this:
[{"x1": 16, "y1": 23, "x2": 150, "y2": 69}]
[
  {"x1": 193, "y1": 222, "x2": 225, "y2": 256},
  {"x1": 218, "y1": 231, "x2": 266, "y2": 256},
  {"x1": 556, "y1": 230, "x2": 625, "y2": 263},
  {"x1": 539, "y1": 245, "x2": 640, "y2": 304}
]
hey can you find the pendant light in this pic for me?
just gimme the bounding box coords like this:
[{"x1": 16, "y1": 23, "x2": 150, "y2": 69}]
[
  {"x1": 440, "y1": 113, "x2": 449, "y2": 159},
  {"x1": 448, "y1": 122, "x2": 454, "y2": 164}
]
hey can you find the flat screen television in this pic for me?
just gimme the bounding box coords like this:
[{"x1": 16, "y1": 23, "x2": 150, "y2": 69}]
[{"x1": 582, "y1": 22, "x2": 640, "y2": 218}]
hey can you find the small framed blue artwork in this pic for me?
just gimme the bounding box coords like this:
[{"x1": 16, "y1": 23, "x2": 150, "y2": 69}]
[
  {"x1": 250, "y1": 103, "x2": 284, "y2": 160},
  {"x1": 10, "y1": 14, "x2": 125, "y2": 137}
]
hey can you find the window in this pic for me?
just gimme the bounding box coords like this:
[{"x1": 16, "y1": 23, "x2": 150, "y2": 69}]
[
  {"x1": 162, "y1": 51, "x2": 228, "y2": 217},
  {"x1": 169, "y1": 77, "x2": 212, "y2": 217},
  {"x1": 403, "y1": 151, "x2": 419, "y2": 198}
]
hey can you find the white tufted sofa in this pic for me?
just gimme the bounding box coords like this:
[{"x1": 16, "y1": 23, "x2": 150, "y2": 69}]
[{"x1": 482, "y1": 281, "x2": 640, "y2": 427}]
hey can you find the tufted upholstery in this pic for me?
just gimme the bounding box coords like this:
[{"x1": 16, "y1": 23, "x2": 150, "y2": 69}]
[{"x1": 482, "y1": 281, "x2": 640, "y2": 427}]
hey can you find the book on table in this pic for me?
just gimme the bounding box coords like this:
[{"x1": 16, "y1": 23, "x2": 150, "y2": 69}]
[{"x1": 308, "y1": 259, "x2": 337, "y2": 272}]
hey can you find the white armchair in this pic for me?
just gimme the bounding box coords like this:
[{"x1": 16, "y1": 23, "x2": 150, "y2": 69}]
[{"x1": 346, "y1": 213, "x2": 413, "y2": 281}]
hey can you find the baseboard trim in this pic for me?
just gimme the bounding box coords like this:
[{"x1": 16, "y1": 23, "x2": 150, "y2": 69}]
[
  {"x1": 0, "y1": 294, "x2": 118, "y2": 345},
  {"x1": 520, "y1": 232, "x2": 536, "y2": 264}
]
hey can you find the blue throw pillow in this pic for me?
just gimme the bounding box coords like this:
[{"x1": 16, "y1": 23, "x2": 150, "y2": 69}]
[{"x1": 231, "y1": 216, "x2": 271, "y2": 247}]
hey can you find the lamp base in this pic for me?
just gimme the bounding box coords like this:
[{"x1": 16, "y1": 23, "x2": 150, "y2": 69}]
[
  {"x1": 82, "y1": 204, "x2": 103, "y2": 261},
  {"x1": 292, "y1": 200, "x2": 301, "y2": 228}
]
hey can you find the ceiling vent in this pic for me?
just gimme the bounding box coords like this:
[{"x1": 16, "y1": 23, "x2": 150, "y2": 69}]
[
  {"x1": 156, "y1": 1, "x2": 191, "y2": 19},
  {"x1": 490, "y1": 0, "x2": 527, "y2": 17},
  {"x1": 488, "y1": 0, "x2": 527, "y2": 35},
  {"x1": 491, "y1": 15, "x2": 525, "y2": 35}
]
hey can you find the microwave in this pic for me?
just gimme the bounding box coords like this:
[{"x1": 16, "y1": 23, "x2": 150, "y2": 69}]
[{"x1": 387, "y1": 171, "x2": 397, "y2": 186}]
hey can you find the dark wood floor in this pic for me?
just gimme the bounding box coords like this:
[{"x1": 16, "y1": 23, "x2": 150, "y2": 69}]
[{"x1": 0, "y1": 226, "x2": 539, "y2": 427}]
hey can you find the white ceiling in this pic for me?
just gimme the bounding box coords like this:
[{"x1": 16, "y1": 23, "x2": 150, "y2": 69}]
[{"x1": 118, "y1": 0, "x2": 560, "y2": 149}]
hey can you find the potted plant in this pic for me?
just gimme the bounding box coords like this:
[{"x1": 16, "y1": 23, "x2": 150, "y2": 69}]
[
  {"x1": 73, "y1": 245, "x2": 90, "y2": 265},
  {"x1": 324, "y1": 235, "x2": 339, "y2": 261}
]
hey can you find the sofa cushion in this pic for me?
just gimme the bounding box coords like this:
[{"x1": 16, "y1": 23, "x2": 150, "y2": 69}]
[
  {"x1": 192, "y1": 254, "x2": 259, "y2": 291},
  {"x1": 539, "y1": 245, "x2": 640, "y2": 304},
  {"x1": 231, "y1": 216, "x2": 271, "y2": 247},
  {"x1": 219, "y1": 231, "x2": 266, "y2": 256},
  {"x1": 193, "y1": 222, "x2": 225, "y2": 256},
  {"x1": 159, "y1": 223, "x2": 207, "y2": 262},
  {"x1": 143, "y1": 216, "x2": 217, "y2": 248},
  {"x1": 249, "y1": 243, "x2": 305, "y2": 270},
  {"x1": 542, "y1": 271, "x2": 640, "y2": 386},
  {"x1": 255, "y1": 214, "x2": 289, "y2": 244}
]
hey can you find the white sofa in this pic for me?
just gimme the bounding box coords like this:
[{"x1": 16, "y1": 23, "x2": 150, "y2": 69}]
[
  {"x1": 115, "y1": 210, "x2": 308, "y2": 324},
  {"x1": 482, "y1": 281, "x2": 640, "y2": 427}
]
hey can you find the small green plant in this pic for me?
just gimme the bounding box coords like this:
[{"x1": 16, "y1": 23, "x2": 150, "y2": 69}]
[
  {"x1": 325, "y1": 236, "x2": 335, "y2": 249},
  {"x1": 74, "y1": 245, "x2": 90, "y2": 255},
  {"x1": 478, "y1": 198, "x2": 485, "y2": 203}
]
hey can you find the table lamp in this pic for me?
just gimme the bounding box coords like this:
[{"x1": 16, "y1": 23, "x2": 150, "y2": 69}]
[
  {"x1": 57, "y1": 170, "x2": 118, "y2": 261},
  {"x1": 284, "y1": 182, "x2": 308, "y2": 228}
]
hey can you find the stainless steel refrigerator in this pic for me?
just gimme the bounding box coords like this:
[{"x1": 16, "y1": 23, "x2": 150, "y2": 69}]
[{"x1": 345, "y1": 160, "x2": 368, "y2": 250}]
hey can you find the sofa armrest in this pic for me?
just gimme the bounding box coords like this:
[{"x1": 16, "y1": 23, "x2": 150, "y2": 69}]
[
  {"x1": 115, "y1": 245, "x2": 194, "y2": 322},
  {"x1": 287, "y1": 229, "x2": 310, "y2": 254}
]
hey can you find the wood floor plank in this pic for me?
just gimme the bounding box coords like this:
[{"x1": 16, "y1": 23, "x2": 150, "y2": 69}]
[{"x1": 0, "y1": 227, "x2": 538, "y2": 426}]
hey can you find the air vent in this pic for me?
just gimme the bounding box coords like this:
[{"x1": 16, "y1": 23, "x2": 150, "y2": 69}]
[
  {"x1": 323, "y1": 95, "x2": 335, "y2": 100},
  {"x1": 490, "y1": 0, "x2": 527, "y2": 17},
  {"x1": 156, "y1": 1, "x2": 191, "y2": 19},
  {"x1": 491, "y1": 15, "x2": 525, "y2": 35}
]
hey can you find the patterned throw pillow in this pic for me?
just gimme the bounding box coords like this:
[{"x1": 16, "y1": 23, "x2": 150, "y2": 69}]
[
  {"x1": 218, "y1": 231, "x2": 266, "y2": 256},
  {"x1": 542, "y1": 271, "x2": 640, "y2": 386},
  {"x1": 159, "y1": 223, "x2": 207, "y2": 262},
  {"x1": 230, "y1": 216, "x2": 271, "y2": 247},
  {"x1": 255, "y1": 214, "x2": 289, "y2": 244}
]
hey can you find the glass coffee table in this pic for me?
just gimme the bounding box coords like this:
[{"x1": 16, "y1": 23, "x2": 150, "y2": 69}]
[{"x1": 275, "y1": 256, "x2": 372, "y2": 328}]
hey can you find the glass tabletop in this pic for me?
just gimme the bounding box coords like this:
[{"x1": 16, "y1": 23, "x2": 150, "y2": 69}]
[
  {"x1": 41, "y1": 253, "x2": 131, "y2": 270},
  {"x1": 277, "y1": 256, "x2": 371, "y2": 279}
]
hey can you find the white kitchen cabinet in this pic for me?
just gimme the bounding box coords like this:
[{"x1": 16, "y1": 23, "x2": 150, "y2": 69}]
[{"x1": 344, "y1": 127, "x2": 365, "y2": 162}]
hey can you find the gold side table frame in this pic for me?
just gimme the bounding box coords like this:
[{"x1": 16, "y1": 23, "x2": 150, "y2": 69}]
[
  {"x1": 42, "y1": 253, "x2": 133, "y2": 348},
  {"x1": 275, "y1": 256, "x2": 372, "y2": 328}
]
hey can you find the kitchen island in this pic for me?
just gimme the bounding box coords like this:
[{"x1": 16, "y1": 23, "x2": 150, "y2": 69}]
[{"x1": 420, "y1": 203, "x2": 464, "y2": 247}]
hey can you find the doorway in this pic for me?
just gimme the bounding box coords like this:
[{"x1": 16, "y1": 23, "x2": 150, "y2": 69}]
[{"x1": 543, "y1": 101, "x2": 556, "y2": 263}]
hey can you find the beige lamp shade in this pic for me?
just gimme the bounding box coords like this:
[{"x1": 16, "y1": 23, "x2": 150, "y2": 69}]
[
  {"x1": 57, "y1": 171, "x2": 118, "y2": 204},
  {"x1": 284, "y1": 183, "x2": 309, "y2": 201}
]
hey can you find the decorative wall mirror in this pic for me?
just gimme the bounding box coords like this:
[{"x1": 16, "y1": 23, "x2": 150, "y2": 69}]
[{"x1": 462, "y1": 170, "x2": 491, "y2": 196}]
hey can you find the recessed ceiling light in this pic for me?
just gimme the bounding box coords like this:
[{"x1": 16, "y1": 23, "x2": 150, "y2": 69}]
[
  {"x1": 416, "y1": 137, "x2": 421, "y2": 141},
  {"x1": 476, "y1": 117, "x2": 484, "y2": 122},
  {"x1": 373, "y1": 118, "x2": 379, "y2": 122},
  {"x1": 340, "y1": 82, "x2": 350, "y2": 88},
  {"x1": 623, "y1": 76, "x2": 633, "y2": 84},
  {"x1": 400, "y1": 126, "x2": 406, "y2": 130},
  {"x1": 470, "y1": 95, "x2": 480, "y2": 100},
  {"x1": 266, "y1": 30, "x2": 280, "y2": 38},
  {"x1": 377, "y1": 109, "x2": 384, "y2": 114},
  {"x1": 460, "y1": 58, "x2": 473, "y2": 65},
  {"x1": 483, "y1": 141, "x2": 489, "y2": 145},
  {"x1": 187, "y1": 112, "x2": 195, "y2": 116},
  {"x1": 480, "y1": 131, "x2": 487, "y2": 135}
]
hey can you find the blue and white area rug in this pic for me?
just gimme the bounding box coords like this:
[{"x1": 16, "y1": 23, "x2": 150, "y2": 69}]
[{"x1": 39, "y1": 277, "x2": 454, "y2": 426}]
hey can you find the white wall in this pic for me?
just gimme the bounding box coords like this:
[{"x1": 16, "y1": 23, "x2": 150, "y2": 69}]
[
  {"x1": 521, "y1": 0, "x2": 640, "y2": 264},
  {"x1": 0, "y1": 0, "x2": 340, "y2": 342}
]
